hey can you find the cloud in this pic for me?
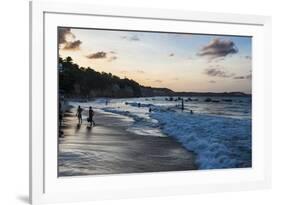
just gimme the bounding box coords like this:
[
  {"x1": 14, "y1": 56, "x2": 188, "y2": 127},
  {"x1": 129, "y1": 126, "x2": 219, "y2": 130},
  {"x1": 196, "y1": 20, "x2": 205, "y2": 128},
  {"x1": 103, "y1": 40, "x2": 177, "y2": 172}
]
[
  {"x1": 245, "y1": 55, "x2": 252, "y2": 60},
  {"x1": 63, "y1": 40, "x2": 82, "y2": 50},
  {"x1": 130, "y1": 35, "x2": 140, "y2": 41},
  {"x1": 121, "y1": 34, "x2": 140, "y2": 41},
  {"x1": 120, "y1": 70, "x2": 128, "y2": 74},
  {"x1": 233, "y1": 76, "x2": 245, "y2": 79},
  {"x1": 154, "y1": 80, "x2": 162, "y2": 83},
  {"x1": 58, "y1": 27, "x2": 82, "y2": 50},
  {"x1": 86, "y1": 51, "x2": 107, "y2": 59},
  {"x1": 58, "y1": 28, "x2": 74, "y2": 44},
  {"x1": 205, "y1": 65, "x2": 251, "y2": 80},
  {"x1": 107, "y1": 56, "x2": 118, "y2": 62},
  {"x1": 209, "y1": 80, "x2": 216, "y2": 83},
  {"x1": 204, "y1": 68, "x2": 235, "y2": 78},
  {"x1": 233, "y1": 73, "x2": 252, "y2": 80},
  {"x1": 246, "y1": 74, "x2": 252, "y2": 79},
  {"x1": 198, "y1": 38, "x2": 238, "y2": 60},
  {"x1": 86, "y1": 51, "x2": 118, "y2": 61},
  {"x1": 136, "y1": 70, "x2": 145, "y2": 74}
]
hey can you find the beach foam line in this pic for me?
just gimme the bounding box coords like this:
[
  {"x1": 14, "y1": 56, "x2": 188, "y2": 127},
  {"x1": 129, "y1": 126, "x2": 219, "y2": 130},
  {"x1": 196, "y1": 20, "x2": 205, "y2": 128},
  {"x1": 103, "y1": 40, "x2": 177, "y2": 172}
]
[{"x1": 102, "y1": 107, "x2": 165, "y2": 137}]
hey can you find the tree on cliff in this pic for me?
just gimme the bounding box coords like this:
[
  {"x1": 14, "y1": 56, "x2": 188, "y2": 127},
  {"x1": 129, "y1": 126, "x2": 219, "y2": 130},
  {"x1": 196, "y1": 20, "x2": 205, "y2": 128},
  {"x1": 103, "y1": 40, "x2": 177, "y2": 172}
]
[{"x1": 59, "y1": 56, "x2": 142, "y2": 98}]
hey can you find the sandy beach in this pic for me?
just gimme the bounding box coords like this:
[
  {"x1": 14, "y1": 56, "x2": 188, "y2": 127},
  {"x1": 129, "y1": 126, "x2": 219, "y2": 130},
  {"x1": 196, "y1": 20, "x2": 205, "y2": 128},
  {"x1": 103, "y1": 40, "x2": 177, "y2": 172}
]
[{"x1": 58, "y1": 107, "x2": 197, "y2": 176}]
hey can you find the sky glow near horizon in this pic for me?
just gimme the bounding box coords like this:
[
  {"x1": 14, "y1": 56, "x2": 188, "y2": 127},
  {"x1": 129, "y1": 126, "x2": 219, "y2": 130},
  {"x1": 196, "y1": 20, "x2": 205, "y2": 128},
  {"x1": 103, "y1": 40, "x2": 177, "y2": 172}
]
[{"x1": 59, "y1": 27, "x2": 252, "y2": 93}]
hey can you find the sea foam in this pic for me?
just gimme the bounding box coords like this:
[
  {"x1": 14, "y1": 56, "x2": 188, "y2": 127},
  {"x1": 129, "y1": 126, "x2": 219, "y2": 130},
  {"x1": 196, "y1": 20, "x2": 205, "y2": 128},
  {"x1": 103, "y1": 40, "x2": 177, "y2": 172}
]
[
  {"x1": 150, "y1": 110, "x2": 251, "y2": 169},
  {"x1": 79, "y1": 98, "x2": 252, "y2": 169}
]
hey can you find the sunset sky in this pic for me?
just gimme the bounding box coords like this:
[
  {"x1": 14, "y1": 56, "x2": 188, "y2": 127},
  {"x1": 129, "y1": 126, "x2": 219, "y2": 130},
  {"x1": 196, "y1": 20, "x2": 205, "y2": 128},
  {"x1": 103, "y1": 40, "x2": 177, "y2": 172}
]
[{"x1": 58, "y1": 27, "x2": 252, "y2": 93}]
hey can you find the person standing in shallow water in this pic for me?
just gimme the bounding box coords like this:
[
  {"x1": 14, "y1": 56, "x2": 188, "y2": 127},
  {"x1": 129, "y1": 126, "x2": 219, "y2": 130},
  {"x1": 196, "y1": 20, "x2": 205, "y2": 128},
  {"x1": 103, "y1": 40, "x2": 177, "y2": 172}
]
[
  {"x1": 76, "y1": 105, "x2": 83, "y2": 124},
  {"x1": 88, "y1": 106, "x2": 95, "y2": 127}
]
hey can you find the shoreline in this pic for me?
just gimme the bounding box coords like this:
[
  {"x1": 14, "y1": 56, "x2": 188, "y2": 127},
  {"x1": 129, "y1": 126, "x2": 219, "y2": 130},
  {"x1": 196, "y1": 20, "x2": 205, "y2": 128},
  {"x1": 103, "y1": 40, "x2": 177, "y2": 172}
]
[{"x1": 58, "y1": 108, "x2": 197, "y2": 176}]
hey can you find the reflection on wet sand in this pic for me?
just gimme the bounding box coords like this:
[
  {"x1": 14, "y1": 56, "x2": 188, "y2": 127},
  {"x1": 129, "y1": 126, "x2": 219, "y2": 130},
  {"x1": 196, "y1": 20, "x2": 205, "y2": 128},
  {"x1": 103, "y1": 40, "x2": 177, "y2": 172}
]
[{"x1": 58, "y1": 108, "x2": 196, "y2": 176}]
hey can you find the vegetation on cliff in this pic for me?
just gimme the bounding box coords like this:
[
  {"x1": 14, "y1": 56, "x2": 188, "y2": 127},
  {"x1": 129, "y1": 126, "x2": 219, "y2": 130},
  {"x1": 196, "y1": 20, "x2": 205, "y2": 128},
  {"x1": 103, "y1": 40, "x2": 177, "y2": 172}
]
[{"x1": 59, "y1": 56, "x2": 173, "y2": 98}]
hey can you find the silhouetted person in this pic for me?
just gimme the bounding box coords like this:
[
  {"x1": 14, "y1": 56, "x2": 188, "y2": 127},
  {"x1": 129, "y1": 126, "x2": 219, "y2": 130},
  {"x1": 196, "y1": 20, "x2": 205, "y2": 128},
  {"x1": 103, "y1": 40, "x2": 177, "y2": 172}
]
[
  {"x1": 59, "y1": 101, "x2": 63, "y2": 126},
  {"x1": 76, "y1": 105, "x2": 83, "y2": 124},
  {"x1": 181, "y1": 98, "x2": 184, "y2": 110},
  {"x1": 190, "y1": 110, "x2": 193, "y2": 114},
  {"x1": 88, "y1": 106, "x2": 95, "y2": 127},
  {"x1": 149, "y1": 107, "x2": 152, "y2": 113},
  {"x1": 58, "y1": 101, "x2": 64, "y2": 137}
]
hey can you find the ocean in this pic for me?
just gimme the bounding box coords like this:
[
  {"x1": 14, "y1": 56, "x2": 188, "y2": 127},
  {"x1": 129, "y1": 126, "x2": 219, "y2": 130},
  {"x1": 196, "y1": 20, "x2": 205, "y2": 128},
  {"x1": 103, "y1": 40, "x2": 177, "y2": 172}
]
[{"x1": 69, "y1": 96, "x2": 252, "y2": 170}]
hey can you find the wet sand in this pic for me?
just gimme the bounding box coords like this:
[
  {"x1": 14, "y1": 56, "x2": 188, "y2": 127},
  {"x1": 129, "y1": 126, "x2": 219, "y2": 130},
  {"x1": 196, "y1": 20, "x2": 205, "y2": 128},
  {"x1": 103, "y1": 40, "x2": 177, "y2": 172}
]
[{"x1": 58, "y1": 108, "x2": 196, "y2": 176}]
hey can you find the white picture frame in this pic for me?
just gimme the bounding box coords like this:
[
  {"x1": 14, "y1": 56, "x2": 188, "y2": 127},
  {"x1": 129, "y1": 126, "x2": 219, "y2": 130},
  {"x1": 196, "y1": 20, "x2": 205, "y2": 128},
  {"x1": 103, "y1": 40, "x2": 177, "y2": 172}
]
[{"x1": 30, "y1": 1, "x2": 272, "y2": 204}]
